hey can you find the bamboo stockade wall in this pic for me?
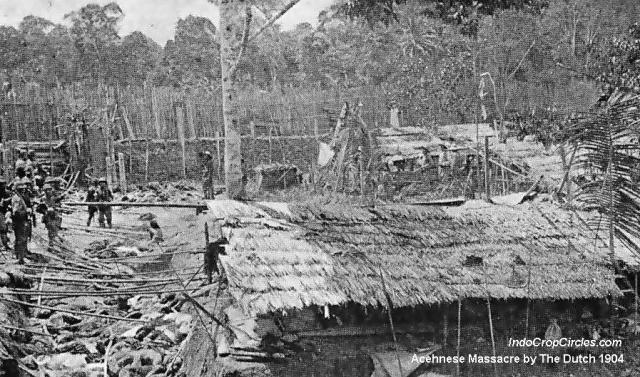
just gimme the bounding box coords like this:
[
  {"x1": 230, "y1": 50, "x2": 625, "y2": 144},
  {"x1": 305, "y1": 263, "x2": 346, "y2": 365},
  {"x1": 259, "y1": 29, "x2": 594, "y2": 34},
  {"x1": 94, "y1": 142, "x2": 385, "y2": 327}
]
[{"x1": 1, "y1": 82, "x2": 391, "y2": 142}]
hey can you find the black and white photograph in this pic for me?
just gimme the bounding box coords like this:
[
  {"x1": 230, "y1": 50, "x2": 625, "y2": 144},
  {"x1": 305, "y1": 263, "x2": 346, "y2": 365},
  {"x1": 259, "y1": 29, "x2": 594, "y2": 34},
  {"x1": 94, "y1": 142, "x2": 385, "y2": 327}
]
[{"x1": 0, "y1": 0, "x2": 640, "y2": 376}]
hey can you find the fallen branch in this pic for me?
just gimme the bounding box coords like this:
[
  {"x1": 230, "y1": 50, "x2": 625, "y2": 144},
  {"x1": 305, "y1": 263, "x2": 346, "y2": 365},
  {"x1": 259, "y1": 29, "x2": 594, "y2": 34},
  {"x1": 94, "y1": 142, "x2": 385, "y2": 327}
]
[
  {"x1": 37, "y1": 267, "x2": 46, "y2": 307},
  {"x1": 104, "y1": 330, "x2": 114, "y2": 377},
  {"x1": 5, "y1": 287, "x2": 198, "y2": 298}
]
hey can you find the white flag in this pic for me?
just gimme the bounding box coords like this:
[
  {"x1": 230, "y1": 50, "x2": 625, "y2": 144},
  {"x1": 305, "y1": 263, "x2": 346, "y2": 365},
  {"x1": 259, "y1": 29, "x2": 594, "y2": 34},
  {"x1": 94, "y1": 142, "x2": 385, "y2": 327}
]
[{"x1": 317, "y1": 142, "x2": 334, "y2": 167}]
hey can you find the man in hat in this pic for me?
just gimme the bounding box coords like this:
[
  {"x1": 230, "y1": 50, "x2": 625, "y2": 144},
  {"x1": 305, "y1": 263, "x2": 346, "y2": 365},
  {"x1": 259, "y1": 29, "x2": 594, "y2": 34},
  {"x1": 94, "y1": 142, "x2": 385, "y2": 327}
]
[
  {"x1": 25, "y1": 150, "x2": 36, "y2": 179},
  {"x1": 96, "y1": 177, "x2": 113, "y2": 228},
  {"x1": 34, "y1": 164, "x2": 48, "y2": 191},
  {"x1": 86, "y1": 178, "x2": 99, "y2": 226},
  {"x1": 0, "y1": 177, "x2": 11, "y2": 251},
  {"x1": 22, "y1": 177, "x2": 37, "y2": 235},
  {"x1": 14, "y1": 149, "x2": 27, "y2": 173},
  {"x1": 6, "y1": 181, "x2": 31, "y2": 264},
  {"x1": 202, "y1": 151, "x2": 215, "y2": 200},
  {"x1": 38, "y1": 183, "x2": 63, "y2": 247},
  {"x1": 10, "y1": 166, "x2": 26, "y2": 190}
]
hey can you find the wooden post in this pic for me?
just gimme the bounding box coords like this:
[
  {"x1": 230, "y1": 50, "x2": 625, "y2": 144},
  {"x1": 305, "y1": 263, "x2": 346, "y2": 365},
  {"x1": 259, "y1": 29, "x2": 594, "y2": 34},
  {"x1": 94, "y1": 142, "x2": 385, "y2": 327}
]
[
  {"x1": 176, "y1": 106, "x2": 187, "y2": 179},
  {"x1": 487, "y1": 298, "x2": 498, "y2": 377},
  {"x1": 49, "y1": 106, "x2": 54, "y2": 175},
  {"x1": 635, "y1": 273, "x2": 638, "y2": 339},
  {"x1": 151, "y1": 87, "x2": 161, "y2": 138},
  {"x1": 484, "y1": 136, "x2": 491, "y2": 201},
  {"x1": 215, "y1": 130, "x2": 222, "y2": 181},
  {"x1": 442, "y1": 304, "x2": 448, "y2": 349},
  {"x1": 117, "y1": 152, "x2": 127, "y2": 193},
  {"x1": 106, "y1": 156, "x2": 113, "y2": 188},
  {"x1": 187, "y1": 100, "x2": 197, "y2": 140},
  {"x1": 268, "y1": 127, "x2": 273, "y2": 164},
  {"x1": 313, "y1": 119, "x2": 319, "y2": 190},
  {"x1": 204, "y1": 222, "x2": 211, "y2": 283},
  {"x1": 633, "y1": 272, "x2": 638, "y2": 335},
  {"x1": 379, "y1": 269, "x2": 403, "y2": 377},
  {"x1": 359, "y1": 149, "x2": 365, "y2": 200},
  {"x1": 250, "y1": 120, "x2": 256, "y2": 168},
  {"x1": 456, "y1": 298, "x2": 461, "y2": 377}
]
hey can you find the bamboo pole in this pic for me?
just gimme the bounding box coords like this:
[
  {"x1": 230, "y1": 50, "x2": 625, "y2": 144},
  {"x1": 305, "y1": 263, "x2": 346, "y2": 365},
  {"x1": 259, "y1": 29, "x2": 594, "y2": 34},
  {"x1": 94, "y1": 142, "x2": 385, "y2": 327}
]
[
  {"x1": 145, "y1": 121, "x2": 150, "y2": 183},
  {"x1": 0, "y1": 296, "x2": 146, "y2": 323},
  {"x1": 456, "y1": 298, "x2": 461, "y2": 377},
  {"x1": 379, "y1": 269, "x2": 403, "y2": 377},
  {"x1": 105, "y1": 156, "x2": 113, "y2": 188},
  {"x1": 49, "y1": 105, "x2": 54, "y2": 175},
  {"x1": 215, "y1": 130, "x2": 222, "y2": 181},
  {"x1": 487, "y1": 298, "x2": 498, "y2": 377},
  {"x1": 176, "y1": 106, "x2": 187, "y2": 179},
  {"x1": 484, "y1": 136, "x2": 491, "y2": 201},
  {"x1": 313, "y1": 119, "x2": 319, "y2": 191},
  {"x1": 633, "y1": 272, "x2": 638, "y2": 335},
  {"x1": 37, "y1": 267, "x2": 47, "y2": 307},
  {"x1": 118, "y1": 152, "x2": 127, "y2": 193},
  {"x1": 0, "y1": 324, "x2": 51, "y2": 337},
  {"x1": 63, "y1": 201, "x2": 207, "y2": 209},
  {"x1": 442, "y1": 304, "x2": 448, "y2": 349},
  {"x1": 268, "y1": 126, "x2": 273, "y2": 164}
]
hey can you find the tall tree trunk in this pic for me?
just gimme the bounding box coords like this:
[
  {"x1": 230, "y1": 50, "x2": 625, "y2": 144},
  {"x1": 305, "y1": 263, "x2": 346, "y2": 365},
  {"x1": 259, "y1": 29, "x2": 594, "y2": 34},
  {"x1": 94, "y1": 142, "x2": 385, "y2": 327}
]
[{"x1": 219, "y1": 0, "x2": 245, "y2": 199}]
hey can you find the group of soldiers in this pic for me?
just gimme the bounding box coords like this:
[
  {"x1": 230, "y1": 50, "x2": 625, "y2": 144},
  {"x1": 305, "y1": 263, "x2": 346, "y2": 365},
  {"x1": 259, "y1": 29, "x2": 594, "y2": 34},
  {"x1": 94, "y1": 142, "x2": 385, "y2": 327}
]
[
  {"x1": 1, "y1": 149, "x2": 115, "y2": 264},
  {"x1": 85, "y1": 177, "x2": 113, "y2": 228},
  {"x1": 1, "y1": 149, "x2": 64, "y2": 264}
]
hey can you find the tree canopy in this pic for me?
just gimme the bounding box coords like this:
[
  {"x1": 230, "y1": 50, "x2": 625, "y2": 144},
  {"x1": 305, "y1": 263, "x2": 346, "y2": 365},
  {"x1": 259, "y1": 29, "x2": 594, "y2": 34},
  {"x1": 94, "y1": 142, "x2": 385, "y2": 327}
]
[{"x1": 1, "y1": 0, "x2": 639, "y2": 126}]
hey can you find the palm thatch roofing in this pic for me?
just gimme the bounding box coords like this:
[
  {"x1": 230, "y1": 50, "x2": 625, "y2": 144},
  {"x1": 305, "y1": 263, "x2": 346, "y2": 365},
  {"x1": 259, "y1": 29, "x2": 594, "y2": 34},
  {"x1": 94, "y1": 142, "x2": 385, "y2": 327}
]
[
  {"x1": 375, "y1": 124, "x2": 495, "y2": 162},
  {"x1": 206, "y1": 199, "x2": 619, "y2": 316}
]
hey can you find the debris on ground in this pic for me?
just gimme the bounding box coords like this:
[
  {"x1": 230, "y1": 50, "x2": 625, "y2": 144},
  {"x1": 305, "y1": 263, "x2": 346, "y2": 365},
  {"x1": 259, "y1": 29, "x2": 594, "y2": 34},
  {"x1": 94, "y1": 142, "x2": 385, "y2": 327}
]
[
  {"x1": 121, "y1": 181, "x2": 202, "y2": 203},
  {"x1": 0, "y1": 199, "x2": 208, "y2": 377},
  {"x1": 246, "y1": 163, "x2": 301, "y2": 194}
]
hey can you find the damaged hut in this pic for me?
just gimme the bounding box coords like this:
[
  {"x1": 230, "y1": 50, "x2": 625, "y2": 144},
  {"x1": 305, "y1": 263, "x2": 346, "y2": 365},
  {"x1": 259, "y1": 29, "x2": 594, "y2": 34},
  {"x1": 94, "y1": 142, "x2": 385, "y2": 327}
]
[
  {"x1": 374, "y1": 124, "x2": 535, "y2": 200},
  {"x1": 182, "y1": 199, "x2": 620, "y2": 376}
]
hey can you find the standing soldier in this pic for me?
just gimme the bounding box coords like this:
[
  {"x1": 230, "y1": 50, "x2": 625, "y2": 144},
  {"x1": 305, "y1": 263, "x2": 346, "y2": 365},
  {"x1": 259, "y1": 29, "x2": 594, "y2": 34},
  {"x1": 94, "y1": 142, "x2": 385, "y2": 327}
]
[
  {"x1": 97, "y1": 177, "x2": 113, "y2": 228},
  {"x1": 25, "y1": 150, "x2": 36, "y2": 179},
  {"x1": 0, "y1": 177, "x2": 11, "y2": 251},
  {"x1": 6, "y1": 181, "x2": 30, "y2": 264},
  {"x1": 14, "y1": 149, "x2": 27, "y2": 173},
  {"x1": 38, "y1": 183, "x2": 63, "y2": 248},
  {"x1": 19, "y1": 177, "x2": 36, "y2": 242},
  {"x1": 33, "y1": 163, "x2": 48, "y2": 191},
  {"x1": 202, "y1": 151, "x2": 215, "y2": 199},
  {"x1": 10, "y1": 166, "x2": 27, "y2": 190},
  {"x1": 86, "y1": 178, "x2": 99, "y2": 226}
]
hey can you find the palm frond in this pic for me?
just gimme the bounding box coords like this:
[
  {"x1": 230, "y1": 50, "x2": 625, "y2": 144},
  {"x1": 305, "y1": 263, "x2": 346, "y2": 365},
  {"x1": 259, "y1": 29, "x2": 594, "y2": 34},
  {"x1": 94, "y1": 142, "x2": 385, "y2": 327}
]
[{"x1": 568, "y1": 88, "x2": 640, "y2": 257}]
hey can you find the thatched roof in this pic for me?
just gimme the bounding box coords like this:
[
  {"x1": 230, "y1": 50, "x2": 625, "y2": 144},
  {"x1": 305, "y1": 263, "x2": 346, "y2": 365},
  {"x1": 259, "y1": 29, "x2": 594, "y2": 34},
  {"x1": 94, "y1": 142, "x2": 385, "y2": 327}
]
[
  {"x1": 206, "y1": 199, "x2": 619, "y2": 316},
  {"x1": 375, "y1": 124, "x2": 493, "y2": 161}
]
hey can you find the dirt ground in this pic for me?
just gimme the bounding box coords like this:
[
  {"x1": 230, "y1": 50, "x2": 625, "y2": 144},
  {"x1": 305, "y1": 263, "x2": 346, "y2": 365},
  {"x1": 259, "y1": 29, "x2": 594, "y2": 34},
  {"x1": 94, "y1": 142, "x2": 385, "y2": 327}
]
[
  {"x1": 0, "y1": 183, "x2": 211, "y2": 376},
  {"x1": 3, "y1": 184, "x2": 640, "y2": 377}
]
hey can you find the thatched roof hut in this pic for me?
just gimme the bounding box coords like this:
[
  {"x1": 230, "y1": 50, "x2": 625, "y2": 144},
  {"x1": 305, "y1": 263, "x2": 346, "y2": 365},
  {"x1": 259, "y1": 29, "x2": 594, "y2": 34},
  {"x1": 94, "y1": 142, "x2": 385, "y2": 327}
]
[{"x1": 206, "y1": 199, "x2": 620, "y2": 317}]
